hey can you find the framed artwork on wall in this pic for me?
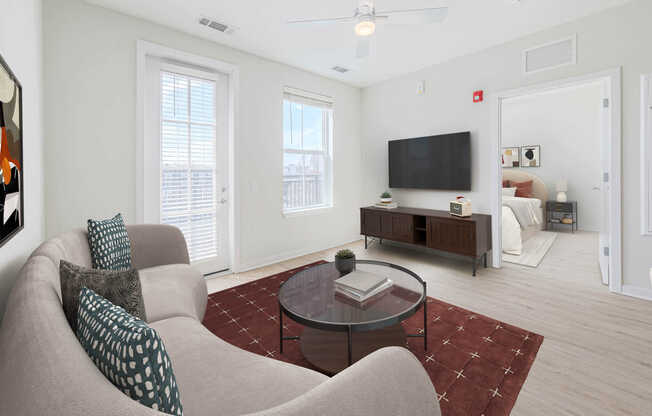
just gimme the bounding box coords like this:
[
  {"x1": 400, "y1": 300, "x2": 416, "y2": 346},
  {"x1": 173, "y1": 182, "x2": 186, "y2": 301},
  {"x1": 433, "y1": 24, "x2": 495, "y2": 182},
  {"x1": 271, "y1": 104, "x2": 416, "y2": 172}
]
[
  {"x1": 0, "y1": 54, "x2": 24, "y2": 248},
  {"x1": 521, "y1": 145, "x2": 541, "y2": 167},
  {"x1": 502, "y1": 147, "x2": 520, "y2": 168}
]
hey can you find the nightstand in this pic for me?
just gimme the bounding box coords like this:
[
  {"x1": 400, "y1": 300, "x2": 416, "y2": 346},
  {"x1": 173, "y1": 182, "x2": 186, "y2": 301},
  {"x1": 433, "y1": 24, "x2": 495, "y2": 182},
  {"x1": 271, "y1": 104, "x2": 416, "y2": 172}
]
[{"x1": 546, "y1": 201, "x2": 577, "y2": 232}]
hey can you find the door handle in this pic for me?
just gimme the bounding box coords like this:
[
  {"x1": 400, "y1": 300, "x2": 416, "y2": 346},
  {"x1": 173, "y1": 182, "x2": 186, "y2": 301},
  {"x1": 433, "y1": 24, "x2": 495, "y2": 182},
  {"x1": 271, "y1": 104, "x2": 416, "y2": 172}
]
[
  {"x1": 220, "y1": 198, "x2": 228, "y2": 204},
  {"x1": 592, "y1": 186, "x2": 600, "y2": 191}
]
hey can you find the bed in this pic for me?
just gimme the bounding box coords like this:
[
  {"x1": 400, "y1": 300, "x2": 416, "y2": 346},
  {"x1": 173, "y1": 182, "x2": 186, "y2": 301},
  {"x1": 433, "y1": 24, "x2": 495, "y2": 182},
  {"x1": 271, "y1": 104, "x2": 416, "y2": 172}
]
[{"x1": 502, "y1": 170, "x2": 548, "y2": 255}]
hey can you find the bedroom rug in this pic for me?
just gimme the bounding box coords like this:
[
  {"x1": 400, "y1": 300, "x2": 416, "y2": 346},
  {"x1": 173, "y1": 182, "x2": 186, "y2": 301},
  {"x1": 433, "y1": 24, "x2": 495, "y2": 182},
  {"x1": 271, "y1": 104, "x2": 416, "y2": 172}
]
[
  {"x1": 202, "y1": 261, "x2": 544, "y2": 416},
  {"x1": 503, "y1": 231, "x2": 557, "y2": 267}
]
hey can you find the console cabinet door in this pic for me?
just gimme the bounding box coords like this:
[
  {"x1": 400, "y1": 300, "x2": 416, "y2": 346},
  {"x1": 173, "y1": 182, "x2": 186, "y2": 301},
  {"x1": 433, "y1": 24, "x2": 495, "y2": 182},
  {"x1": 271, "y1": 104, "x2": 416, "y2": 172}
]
[
  {"x1": 380, "y1": 213, "x2": 393, "y2": 237},
  {"x1": 361, "y1": 209, "x2": 383, "y2": 237},
  {"x1": 427, "y1": 217, "x2": 476, "y2": 256},
  {"x1": 362, "y1": 210, "x2": 414, "y2": 243},
  {"x1": 391, "y1": 214, "x2": 414, "y2": 243}
]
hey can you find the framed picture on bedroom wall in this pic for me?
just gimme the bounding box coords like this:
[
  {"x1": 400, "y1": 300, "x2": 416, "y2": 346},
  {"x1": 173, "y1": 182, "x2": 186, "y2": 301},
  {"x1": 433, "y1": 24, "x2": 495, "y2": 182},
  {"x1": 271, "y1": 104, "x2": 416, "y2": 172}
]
[
  {"x1": 521, "y1": 145, "x2": 541, "y2": 167},
  {"x1": 502, "y1": 147, "x2": 520, "y2": 168},
  {"x1": 0, "y1": 53, "x2": 24, "y2": 248}
]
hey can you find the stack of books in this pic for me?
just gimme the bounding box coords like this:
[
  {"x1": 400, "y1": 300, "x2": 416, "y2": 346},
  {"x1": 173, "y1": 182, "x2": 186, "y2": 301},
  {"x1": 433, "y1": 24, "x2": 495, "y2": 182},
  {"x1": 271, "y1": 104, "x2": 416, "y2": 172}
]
[
  {"x1": 334, "y1": 270, "x2": 393, "y2": 303},
  {"x1": 374, "y1": 202, "x2": 398, "y2": 209}
]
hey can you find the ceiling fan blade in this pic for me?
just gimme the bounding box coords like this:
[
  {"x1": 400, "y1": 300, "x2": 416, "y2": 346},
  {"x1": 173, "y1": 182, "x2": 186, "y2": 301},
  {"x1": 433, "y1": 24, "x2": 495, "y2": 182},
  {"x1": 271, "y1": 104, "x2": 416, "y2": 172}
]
[
  {"x1": 356, "y1": 38, "x2": 370, "y2": 59},
  {"x1": 286, "y1": 16, "x2": 355, "y2": 25},
  {"x1": 376, "y1": 7, "x2": 448, "y2": 25}
]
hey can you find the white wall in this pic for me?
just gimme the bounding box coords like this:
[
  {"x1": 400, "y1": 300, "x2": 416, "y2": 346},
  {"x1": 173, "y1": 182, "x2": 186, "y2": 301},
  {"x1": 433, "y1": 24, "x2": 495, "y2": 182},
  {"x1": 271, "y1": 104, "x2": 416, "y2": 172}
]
[
  {"x1": 43, "y1": 0, "x2": 362, "y2": 272},
  {"x1": 361, "y1": 0, "x2": 652, "y2": 293},
  {"x1": 502, "y1": 83, "x2": 603, "y2": 231},
  {"x1": 0, "y1": 0, "x2": 44, "y2": 320}
]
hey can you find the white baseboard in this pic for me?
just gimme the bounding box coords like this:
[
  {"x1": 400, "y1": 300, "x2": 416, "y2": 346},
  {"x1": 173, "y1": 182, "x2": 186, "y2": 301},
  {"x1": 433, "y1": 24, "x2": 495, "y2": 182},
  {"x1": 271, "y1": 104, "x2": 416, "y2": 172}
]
[
  {"x1": 621, "y1": 285, "x2": 652, "y2": 302},
  {"x1": 234, "y1": 236, "x2": 362, "y2": 274}
]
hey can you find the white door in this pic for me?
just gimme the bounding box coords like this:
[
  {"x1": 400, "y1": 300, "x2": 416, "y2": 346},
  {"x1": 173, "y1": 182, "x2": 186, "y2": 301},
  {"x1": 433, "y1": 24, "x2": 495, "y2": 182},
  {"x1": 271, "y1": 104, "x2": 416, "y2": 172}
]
[
  {"x1": 144, "y1": 58, "x2": 230, "y2": 275},
  {"x1": 598, "y1": 83, "x2": 610, "y2": 285}
]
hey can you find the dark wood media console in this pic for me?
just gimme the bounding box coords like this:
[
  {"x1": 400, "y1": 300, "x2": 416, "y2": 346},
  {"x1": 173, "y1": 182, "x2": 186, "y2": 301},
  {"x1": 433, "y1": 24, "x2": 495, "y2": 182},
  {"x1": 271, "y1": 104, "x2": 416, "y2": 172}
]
[{"x1": 360, "y1": 206, "x2": 492, "y2": 276}]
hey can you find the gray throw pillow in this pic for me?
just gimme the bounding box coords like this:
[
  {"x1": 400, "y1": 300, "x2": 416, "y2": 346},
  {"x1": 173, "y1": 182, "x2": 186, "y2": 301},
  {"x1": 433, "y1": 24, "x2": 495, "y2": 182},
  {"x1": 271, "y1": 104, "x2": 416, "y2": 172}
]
[{"x1": 60, "y1": 260, "x2": 146, "y2": 332}]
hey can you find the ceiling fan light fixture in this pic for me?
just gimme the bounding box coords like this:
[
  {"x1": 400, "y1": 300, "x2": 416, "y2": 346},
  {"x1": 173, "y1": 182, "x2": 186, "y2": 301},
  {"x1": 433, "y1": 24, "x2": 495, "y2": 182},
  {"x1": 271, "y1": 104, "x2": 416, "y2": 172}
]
[{"x1": 355, "y1": 16, "x2": 375, "y2": 36}]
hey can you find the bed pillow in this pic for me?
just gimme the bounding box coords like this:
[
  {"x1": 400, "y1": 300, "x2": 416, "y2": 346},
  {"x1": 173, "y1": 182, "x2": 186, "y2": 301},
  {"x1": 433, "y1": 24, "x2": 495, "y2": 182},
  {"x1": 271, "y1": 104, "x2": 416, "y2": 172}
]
[
  {"x1": 60, "y1": 260, "x2": 146, "y2": 332},
  {"x1": 502, "y1": 179, "x2": 511, "y2": 188},
  {"x1": 76, "y1": 288, "x2": 183, "y2": 415},
  {"x1": 87, "y1": 213, "x2": 132, "y2": 270},
  {"x1": 512, "y1": 180, "x2": 533, "y2": 198},
  {"x1": 502, "y1": 187, "x2": 517, "y2": 197}
]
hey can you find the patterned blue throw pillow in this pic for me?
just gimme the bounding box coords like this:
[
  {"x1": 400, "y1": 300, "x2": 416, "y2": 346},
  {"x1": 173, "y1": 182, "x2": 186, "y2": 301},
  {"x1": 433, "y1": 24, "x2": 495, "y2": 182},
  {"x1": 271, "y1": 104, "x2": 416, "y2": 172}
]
[
  {"x1": 77, "y1": 288, "x2": 183, "y2": 415},
  {"x1": 87, "y1": 213, "x2": 132, "y2": 270}
]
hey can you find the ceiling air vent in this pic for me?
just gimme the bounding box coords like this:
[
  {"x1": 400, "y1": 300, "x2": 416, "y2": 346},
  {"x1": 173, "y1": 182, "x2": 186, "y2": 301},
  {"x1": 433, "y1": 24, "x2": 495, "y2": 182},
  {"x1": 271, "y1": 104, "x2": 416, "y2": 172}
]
[
  {"x1": 332, "y1": 66, "x2": 350, "y2": 73},
  {"x1": 199, "y1": 17, "x2": 235, "y2": 34}
]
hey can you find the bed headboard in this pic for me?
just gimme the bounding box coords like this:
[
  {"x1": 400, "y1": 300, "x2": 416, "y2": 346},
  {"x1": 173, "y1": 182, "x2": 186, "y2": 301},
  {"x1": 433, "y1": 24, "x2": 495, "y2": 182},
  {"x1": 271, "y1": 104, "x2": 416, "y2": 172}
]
[{"x1": 502, "y1": 170, "x2": 548, "y2": 204}]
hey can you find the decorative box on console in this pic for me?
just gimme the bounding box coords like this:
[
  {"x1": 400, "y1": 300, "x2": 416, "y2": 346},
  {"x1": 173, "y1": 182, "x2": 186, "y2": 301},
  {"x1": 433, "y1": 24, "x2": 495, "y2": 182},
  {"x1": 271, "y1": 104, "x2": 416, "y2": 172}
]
[{"x1": 449, "y1": 197, "x2": 472, "y2": 217}]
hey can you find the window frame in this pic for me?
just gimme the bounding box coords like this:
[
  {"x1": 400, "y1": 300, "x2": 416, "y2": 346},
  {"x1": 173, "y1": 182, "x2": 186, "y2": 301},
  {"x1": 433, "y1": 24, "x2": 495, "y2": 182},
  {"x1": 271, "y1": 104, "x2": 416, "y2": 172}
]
[{"x1": 281, "y1": 88, "x2": 334, "y2": 216}]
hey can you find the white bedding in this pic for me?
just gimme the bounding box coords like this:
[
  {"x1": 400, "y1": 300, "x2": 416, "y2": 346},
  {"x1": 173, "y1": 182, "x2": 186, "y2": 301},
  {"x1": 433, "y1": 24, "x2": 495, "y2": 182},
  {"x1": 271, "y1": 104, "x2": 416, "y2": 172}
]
[
  {"x1": 502, "y1": 206, "x2": 522, "y2": 255},
  {"x1": 502, "y1": 196, "x2": 542, "y2": 228},
  {"x1": 502, "y1": 196, "x2": 543, "y2": 255}
]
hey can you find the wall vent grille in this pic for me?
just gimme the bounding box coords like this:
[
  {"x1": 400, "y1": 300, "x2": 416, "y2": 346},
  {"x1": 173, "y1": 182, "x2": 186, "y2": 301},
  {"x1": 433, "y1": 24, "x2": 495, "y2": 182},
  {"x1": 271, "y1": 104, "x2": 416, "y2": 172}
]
[
  {"x1": 523, "y1": 35, "x2": 576, "y2": 75},
  {"x1": 199, "y1": 17, "x2": 235, "y2": 34}
]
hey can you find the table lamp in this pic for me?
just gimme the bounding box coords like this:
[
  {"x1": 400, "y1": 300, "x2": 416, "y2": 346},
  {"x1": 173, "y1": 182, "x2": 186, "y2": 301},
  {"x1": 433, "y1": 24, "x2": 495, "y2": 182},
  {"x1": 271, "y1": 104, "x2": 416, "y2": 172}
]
[{"x1": 556, "y1": 179, "x2": 568, "y2": 202}]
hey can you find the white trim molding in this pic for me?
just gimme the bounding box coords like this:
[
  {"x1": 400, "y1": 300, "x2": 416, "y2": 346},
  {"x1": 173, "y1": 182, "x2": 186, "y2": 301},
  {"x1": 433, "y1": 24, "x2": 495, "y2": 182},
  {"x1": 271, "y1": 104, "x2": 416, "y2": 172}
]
[
  {"x1": 236, "y1": 236, "x2": 362, "y2": 274},
  {"x1": 491, "y1": 68, "x2": 623, "y2": 295},
  {"x1": 622, "y1": 285, "x2": 652, "y2": 302},
  {"x1": 640, "y1": 74, "x2": 652, "y2": 235},
  {"x1": 135, "y1": 40, "x2": 241, "y2": 272}
]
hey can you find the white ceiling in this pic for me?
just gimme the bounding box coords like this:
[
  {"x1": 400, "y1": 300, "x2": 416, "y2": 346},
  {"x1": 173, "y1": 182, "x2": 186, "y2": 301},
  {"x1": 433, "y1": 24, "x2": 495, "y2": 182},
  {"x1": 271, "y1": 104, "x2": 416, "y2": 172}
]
[{"x1": 84, "y1": 0, "x2": 631, "y2": 87}]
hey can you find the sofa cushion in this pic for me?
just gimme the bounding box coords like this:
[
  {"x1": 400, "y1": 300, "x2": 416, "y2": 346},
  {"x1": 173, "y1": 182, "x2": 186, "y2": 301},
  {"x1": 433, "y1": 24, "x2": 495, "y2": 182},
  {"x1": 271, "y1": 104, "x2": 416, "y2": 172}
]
[
  {"x1": 60, "y1": 260, "x2": 146, "y2": 332},
  {"x1": 76, "y1": 288, "x2": 183, "y2": 415},
  {"x1": 139, "y1": 264, "x2": 208, "y2": 323},
  {"x1": 150, "y1": 316, "x2": 328, "y2": 416},
  {"x1": 87, "y1": 213, "x2": 132, "y2": 270}
]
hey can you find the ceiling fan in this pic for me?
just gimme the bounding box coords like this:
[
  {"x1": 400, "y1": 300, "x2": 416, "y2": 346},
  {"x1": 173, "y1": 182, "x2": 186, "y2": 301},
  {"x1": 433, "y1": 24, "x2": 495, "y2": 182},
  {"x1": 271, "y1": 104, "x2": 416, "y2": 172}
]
[{"x1": 287, "y1": 1, "x2": 448, "y2": 58}]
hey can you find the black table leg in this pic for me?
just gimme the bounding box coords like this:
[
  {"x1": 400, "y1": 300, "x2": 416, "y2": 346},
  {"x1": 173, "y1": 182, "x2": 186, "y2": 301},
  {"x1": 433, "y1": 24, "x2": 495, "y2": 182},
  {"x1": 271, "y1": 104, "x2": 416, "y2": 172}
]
[
  {"x1": 483, "y1": 252, "x2": 488, "y2": 268},
  {"x1": 472, "y1": 258, "x2": 477, "y2": 276},
  {"x1": 279, "y1": 303, "x2": 283, "y2": 354},
  {"x1": 364, "y1": 235, "x2": 367, "y2": 249},
  {"x1": 423, "y1": 281, "x2": 428, "y2": 351},
  {"x1": 347, "y1": 325, "x2": 353, "y2": 366}
]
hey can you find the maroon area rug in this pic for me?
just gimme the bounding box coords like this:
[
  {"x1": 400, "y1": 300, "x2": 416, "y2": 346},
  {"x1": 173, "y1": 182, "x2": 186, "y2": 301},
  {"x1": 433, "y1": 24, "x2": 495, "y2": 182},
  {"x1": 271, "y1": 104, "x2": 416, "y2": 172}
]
[{"x1": 202, "y1": 262, "x2": 543, "y2": 416}]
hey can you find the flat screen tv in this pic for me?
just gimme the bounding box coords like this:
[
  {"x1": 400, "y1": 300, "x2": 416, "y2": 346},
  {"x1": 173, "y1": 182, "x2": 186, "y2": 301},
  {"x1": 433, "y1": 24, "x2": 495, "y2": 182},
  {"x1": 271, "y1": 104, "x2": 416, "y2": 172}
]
[{"x1": 388, "y1": 132, "x2": 471, "y2": 191}]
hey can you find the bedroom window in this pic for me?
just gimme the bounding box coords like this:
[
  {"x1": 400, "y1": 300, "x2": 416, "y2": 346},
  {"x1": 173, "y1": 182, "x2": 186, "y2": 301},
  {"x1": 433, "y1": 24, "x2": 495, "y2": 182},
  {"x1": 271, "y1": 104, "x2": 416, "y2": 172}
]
[{"x1": 282, "y1": 88, "x2": 333, "y2": 214}]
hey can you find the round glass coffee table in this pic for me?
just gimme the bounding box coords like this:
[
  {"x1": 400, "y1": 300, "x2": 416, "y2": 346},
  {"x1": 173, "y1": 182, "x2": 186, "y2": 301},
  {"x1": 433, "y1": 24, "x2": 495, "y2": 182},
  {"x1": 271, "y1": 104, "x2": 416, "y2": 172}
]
[{"x1": 278, "y1": 260, "x2": 427, "y2": 374}]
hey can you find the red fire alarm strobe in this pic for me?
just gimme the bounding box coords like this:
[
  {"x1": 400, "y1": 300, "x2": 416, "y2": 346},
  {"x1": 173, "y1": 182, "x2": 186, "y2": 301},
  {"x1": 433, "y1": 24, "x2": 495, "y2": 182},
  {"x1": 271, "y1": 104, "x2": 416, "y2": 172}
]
[{"x1": 473, "y1": 90, "x2": 484, "y2": 103}]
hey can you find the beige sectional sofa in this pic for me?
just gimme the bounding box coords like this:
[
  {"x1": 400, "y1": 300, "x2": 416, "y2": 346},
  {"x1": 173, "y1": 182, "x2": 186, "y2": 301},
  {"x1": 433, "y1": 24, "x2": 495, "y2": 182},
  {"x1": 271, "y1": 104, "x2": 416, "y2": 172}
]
[{"x1": 0, "y1": 225, "x2": 440, "y2": 415}]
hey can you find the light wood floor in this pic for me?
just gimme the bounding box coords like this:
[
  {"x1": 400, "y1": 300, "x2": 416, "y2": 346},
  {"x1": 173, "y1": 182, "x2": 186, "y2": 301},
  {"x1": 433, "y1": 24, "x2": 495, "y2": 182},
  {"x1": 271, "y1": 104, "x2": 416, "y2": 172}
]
[{"x1": 207, "y1": 231, "x2": 652, "y2": 415}]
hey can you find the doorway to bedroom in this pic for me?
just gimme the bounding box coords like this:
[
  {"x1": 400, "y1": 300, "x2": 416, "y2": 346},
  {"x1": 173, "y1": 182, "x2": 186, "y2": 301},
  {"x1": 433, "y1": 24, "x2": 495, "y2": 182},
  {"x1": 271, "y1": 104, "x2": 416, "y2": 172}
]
[{"x1": 493, "y1": 69, "x2": 621, "y2": 291}]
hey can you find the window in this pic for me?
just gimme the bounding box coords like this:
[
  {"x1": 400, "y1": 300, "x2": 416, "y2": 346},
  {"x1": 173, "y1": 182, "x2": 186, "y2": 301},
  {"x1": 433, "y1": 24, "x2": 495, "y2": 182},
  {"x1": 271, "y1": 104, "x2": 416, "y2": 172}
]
[
  {"x1": 141, "y1": 44, "x2": 232, "y2": 276},
  {"x1": 160, "y1": 71, "x2": 217, "y2": 262},
  {"x1": 282, "y1": 88, "x2": 333, "y2": 213},
  {"x1": 159, "y1": 69, "x2": 219, "y2": 263}
]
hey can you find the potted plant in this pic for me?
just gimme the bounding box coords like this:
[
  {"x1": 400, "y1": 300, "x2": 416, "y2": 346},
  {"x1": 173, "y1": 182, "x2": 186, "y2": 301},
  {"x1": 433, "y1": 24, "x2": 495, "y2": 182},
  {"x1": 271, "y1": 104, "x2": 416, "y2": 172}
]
[
  {"x1": 380, "y1": 191, "x2": 392, "y2": 204},
  {"x1": 334, "y1": 249, "x2": 356, "y2": 275}
]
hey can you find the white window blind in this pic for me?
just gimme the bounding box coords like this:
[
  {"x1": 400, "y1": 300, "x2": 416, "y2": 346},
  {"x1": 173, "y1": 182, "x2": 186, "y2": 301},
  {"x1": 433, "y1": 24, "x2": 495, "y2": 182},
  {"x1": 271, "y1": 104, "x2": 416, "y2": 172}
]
[
  {"x1": 282, "y1": 88, "x2": 333, "y2": 213},
  {"x1": 160, "y1": 71, "x2": 218, "y2": 262}
]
